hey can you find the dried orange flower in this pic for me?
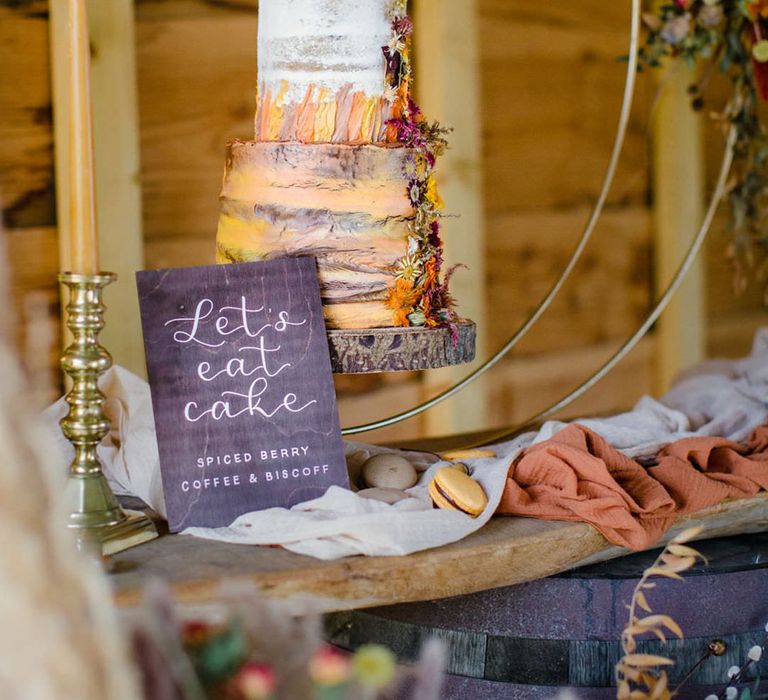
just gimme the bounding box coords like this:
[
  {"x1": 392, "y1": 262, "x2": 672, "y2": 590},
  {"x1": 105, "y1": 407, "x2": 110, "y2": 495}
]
[
  {"x1": 748, "y1": 0, "x2": 768, "y2": 20},
  {"x1": 386, "y1": 278, "x2": 420, "y2": 326}
]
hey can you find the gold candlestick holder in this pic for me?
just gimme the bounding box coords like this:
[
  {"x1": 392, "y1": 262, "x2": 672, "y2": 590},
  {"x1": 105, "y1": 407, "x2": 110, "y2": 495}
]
[{"x1": 59, "y1": 272, "x2": 158, "y2": 555}]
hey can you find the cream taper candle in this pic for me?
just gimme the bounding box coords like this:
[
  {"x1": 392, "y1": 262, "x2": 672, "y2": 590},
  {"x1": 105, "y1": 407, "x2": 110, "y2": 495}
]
[{"x1": 67, "y1": 0, "x2": 99, "y2": 275}]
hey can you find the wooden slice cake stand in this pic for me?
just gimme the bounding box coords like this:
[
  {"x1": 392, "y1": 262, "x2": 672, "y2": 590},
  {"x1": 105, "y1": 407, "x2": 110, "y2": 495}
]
[{"x1": 327, "y1": 320, "x2": 476, "y2": 374}]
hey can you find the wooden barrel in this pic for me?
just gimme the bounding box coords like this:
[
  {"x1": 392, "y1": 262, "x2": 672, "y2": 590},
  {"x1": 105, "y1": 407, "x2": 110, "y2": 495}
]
[{"x1": 325, "y1": 532, "x2": 768, "y2": 699}]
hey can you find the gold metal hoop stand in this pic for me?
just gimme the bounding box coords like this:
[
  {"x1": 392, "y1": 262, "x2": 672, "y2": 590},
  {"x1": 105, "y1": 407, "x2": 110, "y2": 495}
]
[{"x1": 340, "y1": 0, "x2": 728, "y2": 443}]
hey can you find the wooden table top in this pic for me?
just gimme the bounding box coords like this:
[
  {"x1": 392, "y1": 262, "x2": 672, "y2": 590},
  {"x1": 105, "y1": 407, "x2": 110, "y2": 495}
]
[{"x1": 110, "y1": 493, "x2": 768, "y2": 612}]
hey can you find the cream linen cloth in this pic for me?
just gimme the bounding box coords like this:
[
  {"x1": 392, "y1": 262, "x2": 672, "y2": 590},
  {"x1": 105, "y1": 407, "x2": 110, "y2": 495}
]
[
  {"x1": 45, "y1": 330, "x2": 768, "y2": 560},
  {"x1": 44, "y1": 367, "x2": 166, "y2": 517}
]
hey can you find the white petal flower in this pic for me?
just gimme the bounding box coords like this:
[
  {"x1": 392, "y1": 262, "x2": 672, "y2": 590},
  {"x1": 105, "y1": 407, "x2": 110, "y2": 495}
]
[
  {"x1": 727, "y1": 665, "x2": 740, "y2": 678},
  {"x1": 698, "y1": 5, "x2": 723, "y2": 28},
  {"x1": 660, "y1": 14, "x2": 691, "y2": 45},
  {"x1": 726, "y1": 687, "x2": 738, "y2": 700},
  {"x1": 748, "y1": 645, "x2": 763, "y2": 661},
  {"x1": 403, "y1": 157, "x2": 418, "y2": 179},
  {"x1": 764, "y1": 620, "x2": 768, "y2": 632},
  {"x1": 383, "y1": 85, "x2": 399, "y2": 104},
  {"x1": 388, "y1": 36, "x2": 405, "y2": 55},
  {"x1": 705, "y1": 695, "x2": 719, "y2": 700},
  {"x1": 395, "y1": 254, "x2": 423, "y2": 282}
]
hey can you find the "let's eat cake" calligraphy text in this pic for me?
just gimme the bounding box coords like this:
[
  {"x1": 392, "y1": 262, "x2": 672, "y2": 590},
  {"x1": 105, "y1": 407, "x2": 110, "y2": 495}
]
[{"x1": 164, "y1": 297, "x2": 317, "y2": 423}]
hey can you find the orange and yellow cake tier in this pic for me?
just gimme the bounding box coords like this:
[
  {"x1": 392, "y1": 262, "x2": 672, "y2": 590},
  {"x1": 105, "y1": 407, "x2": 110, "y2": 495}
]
[
  {"x1": 218, "y1": 141, "x2": 416, "y2": 329},
  {"x1": 216, "y1": 0, "x2": 454, "y2": 330}
]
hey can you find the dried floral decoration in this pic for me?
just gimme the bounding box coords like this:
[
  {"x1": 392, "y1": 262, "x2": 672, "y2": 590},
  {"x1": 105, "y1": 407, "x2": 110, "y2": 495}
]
[
  {"x1": 639, "y1": 0, "x2": 768, "y2": 300},
  {"x1": 615, "y1": 527, "x2": 705, "y2": 700},
  {"x1": 383, "y1": 5, "x2": 460, "y2": 334},
  {"x1": 130, "y1": 582, "x2": 447, "y2": 700}
]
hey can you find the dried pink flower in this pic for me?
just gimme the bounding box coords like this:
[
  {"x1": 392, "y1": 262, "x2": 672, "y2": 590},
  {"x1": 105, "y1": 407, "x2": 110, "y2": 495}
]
[{"x1": 393, "y1": 16, "x2": 413, "y2": 37}]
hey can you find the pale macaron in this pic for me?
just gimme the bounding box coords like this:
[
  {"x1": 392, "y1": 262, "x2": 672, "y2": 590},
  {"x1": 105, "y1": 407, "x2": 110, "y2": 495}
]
[
  {"x1": 361, "y1": 453, "x2": 418, "y2": 490},
  {"x1": 428, "y1": 467, "x2": 488, "y2": 518}
]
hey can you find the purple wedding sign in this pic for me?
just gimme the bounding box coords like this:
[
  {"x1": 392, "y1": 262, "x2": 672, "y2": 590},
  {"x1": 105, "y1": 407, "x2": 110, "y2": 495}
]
[{"x1": 136, "y1": 257, "x2": 348, "y2": 532}]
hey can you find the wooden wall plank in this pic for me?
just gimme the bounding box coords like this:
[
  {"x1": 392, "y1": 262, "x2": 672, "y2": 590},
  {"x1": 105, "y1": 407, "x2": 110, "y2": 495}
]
[
  {"x1": 135, "y1": 5, "x2": 258, "y2": 247},
  {"x1": 485, "y1": 206, "x2": 652, "y2": 356},
  {"x1": 0, "y1": 5, "x2": 55, "y2": 228},
  {"x1": 143, "y1": 236, "x2": 215, "y2": 270},
  {"x1": 337, "y1": 381, "x2": 425, "y2": 445},
  {"x1": 6, "y1": 226, "x2": 58, "y2": 290},
  {"x1": 0, "y1": 3, "x2": 60, "y2": 399},
  {"x1": 475, "y1": 0, "x2": 658, "y2": 430},
  {"x1": 8, "y1": 226, "x2": 61, "y2": 399},
  {"x1": 488, "y1": 337, "x2": 654, "y2": 426},
  {"x1": 135, "y1": 0, "x2": 258, "y2": 21},
  {"x1": 89, "y1": 0, "x2": 146, "y2": 375},
  {"x1": 705, "y1": 213, "x2": 765, "y2": 315},
  {"x1": 700, "y1": 55, "x2": 766, "y2": 347},
  {"x1": 479, "y1": 0, "x2": 650, "y2": 214},
  {"x1": 708, "y1": 309, "x2": 767, "y2": 359}
]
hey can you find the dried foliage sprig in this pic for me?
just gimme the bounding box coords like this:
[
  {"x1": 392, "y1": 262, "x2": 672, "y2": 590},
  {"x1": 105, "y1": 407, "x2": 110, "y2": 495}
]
[
  {"x1": 639, "y1": 0, "x2": 768, "y2": 300},
  {"x1": 615, "y1": 527, "x2": 706, "y2": 700}
]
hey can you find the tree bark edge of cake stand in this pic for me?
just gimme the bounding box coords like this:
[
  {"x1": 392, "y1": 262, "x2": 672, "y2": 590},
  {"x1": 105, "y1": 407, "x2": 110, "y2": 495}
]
[{"x1": 327, "y1": 320, "x2": 476, "y2": 374}]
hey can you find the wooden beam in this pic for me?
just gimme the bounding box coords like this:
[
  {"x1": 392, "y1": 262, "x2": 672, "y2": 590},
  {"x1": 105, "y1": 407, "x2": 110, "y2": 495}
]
[
  {"x1": 413, "y1": 0, "x2": 489, "y2": 437},
  {"x1": 50, "y1": 0, "x2": 146, "y2": 377},
  {"x1": 486, "y1": 206, "x2": 653, "y2": 355},
  {"x1": 652, "y1": 58, "x2": 706, "y2": 392}
]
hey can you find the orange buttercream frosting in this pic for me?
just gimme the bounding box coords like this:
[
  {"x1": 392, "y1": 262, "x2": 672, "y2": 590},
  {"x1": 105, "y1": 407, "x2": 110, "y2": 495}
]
[{"x1": 255, "y1": 84, "x2": 396, "y2": 145}]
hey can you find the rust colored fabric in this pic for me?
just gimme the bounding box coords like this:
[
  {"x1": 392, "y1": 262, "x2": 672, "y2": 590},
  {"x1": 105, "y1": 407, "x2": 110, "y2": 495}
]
[{"x1": 497, "y1": 424, "x2": 768, "y2": 550}]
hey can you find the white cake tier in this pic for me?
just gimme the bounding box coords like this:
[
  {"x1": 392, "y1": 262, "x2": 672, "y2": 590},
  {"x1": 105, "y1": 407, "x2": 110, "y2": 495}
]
[{"x1": 257, "y1": 0, "x2": 391, "y2": 105}]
